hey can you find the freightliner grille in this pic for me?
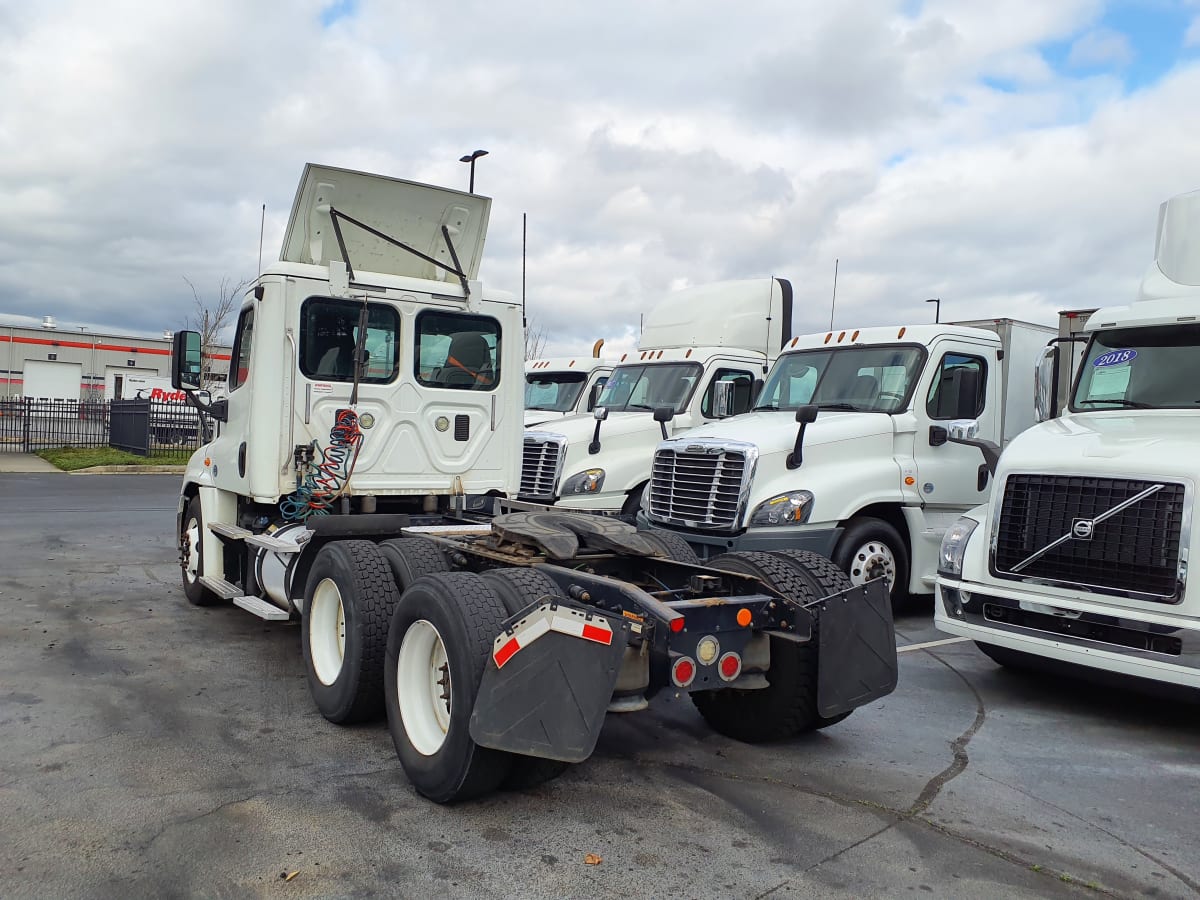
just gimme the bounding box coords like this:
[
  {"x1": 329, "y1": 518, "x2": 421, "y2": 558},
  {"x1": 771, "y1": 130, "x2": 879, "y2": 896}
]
[
  {"x1": 646, "y1": 444, "x2": 751, "y2": 531},
  {"x1": 992, "y1": 474, "x2": 1186, "y2": 601},
  {"x1": 519, "y1": 434, "x2": 565, "y2": 500}
]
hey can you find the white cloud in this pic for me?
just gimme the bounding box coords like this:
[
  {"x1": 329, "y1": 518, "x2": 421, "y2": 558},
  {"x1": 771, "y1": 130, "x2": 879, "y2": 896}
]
[
  {"x1": 1066, "y1": 27, "x2": 1135, "y2": 69},
  {"x1": 1, "y1": 0, "x2": 1197, "y2": 360},
  {"x1": 1186, "y1": 15, "x2": 1200, "y2": 48}
]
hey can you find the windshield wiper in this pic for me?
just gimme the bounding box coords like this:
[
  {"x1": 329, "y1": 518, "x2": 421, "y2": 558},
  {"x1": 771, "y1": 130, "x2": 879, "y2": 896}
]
[
  {"x1": 816, "y1": 402, "x2": 862, "y2": 411},
  {"x1": 752, "y1": 404, "x2": 782, "y2": 411},
  {"x1": 626, "y1": 403, "x2": 653, "y2": 411},
  {"x1": 1077, "y1": 399, "x2": 1155, "y2": 409}
]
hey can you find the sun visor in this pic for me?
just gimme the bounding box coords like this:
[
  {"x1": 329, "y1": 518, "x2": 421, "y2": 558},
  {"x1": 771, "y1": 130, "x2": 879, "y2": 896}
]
[{"x1": 280, "y1": 164, "x2": 491, "y2": 283}]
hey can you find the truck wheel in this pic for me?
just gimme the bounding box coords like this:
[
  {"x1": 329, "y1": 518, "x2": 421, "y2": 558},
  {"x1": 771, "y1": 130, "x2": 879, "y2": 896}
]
[
  {"x1": 692, "y1": 551, "x2": 837, "y2": 741},
  {"x1": 385, "y1": 572, "x2": 514, "y2": 803},
  {"x1": 479, "y1": 568, "x2": 572, "y2": 791},
  {"x1": 302, "y1": 540, "x2": 400, "y2": 725},
  {"x1": 832, "y1": 517, "x2": 908, "y2": 608},
  {"x1": 181, "y1": 495, "x2": 220, "y2": 606},
  {"x1": 639, "y1": 531, "x2": 700, "y2": 564},
  {"x1": 379, "y1": 537, "x2": 448, "y2": 592},
  {"x1": 975, "y1": 642, "x2": 1037, "y2": 670}
]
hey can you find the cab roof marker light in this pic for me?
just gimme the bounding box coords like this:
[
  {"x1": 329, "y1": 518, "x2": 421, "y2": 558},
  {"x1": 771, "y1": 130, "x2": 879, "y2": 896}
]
[
  {"x1": 838, "y1": 331, "x2": 846, "y2": 342},
  {"x1": 685, "y1": 348, "x2": 693, "y2": 358},
  {"x1": 851, "y1": 330, "x2": 860, "y2": 341},
  {"x1": 898, "y1": 327, "x2": 907, "y2": 338},
  {"x1": 824, "y1": 333, "x2": 833, "y2": 344},
  {"x1": 568, "y1": 360, "x2": 575, "y2": 367},
  {"x1": 791, "y1": 337, "x2": 799, "y2": 348}
]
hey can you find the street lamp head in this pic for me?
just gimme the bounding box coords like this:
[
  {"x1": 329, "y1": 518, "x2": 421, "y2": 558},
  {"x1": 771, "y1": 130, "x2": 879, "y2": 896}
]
[{"x1": 460, "y1": 149, "x2": 488, "y2": 163}]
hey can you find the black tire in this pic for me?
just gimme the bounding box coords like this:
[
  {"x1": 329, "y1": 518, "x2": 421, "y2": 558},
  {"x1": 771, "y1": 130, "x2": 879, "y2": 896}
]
[
  {"x1": 832, "y1": 517, "x2": 909, "y2": 609},
  {"x1": 302, "y1": 540, "x2": 400, "y2": 725},
  {"x1": 479, "y1": 568, "x2": 572, "y2": 791},
  {"x1": 976, "y1": 642, "x2": 1038, "y2": 670},
  {"x1": 691, "y1": 551, "x2": 833, "y2": 741},
  {"x1": 379, "y1": 537, "x2": 448, "y2": 592},
  {"x1": 181, "y1": 495, "x2": 220, "y2": 606},
  {"x1": 385, "y1": 572, "x2": 514, "y2": 803},
  {"x1": 639, "y1": 530, "x2": 700, "y2": 564}
]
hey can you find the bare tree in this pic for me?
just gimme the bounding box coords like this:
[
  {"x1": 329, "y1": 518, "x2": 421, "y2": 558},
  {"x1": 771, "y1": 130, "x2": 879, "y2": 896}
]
[
  {"x1": 524, "y1": 317, "x2": 548, "y2": 360},
  {"x1": 184, "y1": 275, "x2": 250, "y2": 387}
]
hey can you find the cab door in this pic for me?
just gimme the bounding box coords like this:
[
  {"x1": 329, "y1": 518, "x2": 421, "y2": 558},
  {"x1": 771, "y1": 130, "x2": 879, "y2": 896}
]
[{"x1": 912, "y1": 341, "x2": 1000, "y2": 509}]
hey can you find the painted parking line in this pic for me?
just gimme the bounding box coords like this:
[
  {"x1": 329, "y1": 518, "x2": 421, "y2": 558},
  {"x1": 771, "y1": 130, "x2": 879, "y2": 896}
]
[{"x1": 896, "y1": 636, "x2": 970, "y2": 654}]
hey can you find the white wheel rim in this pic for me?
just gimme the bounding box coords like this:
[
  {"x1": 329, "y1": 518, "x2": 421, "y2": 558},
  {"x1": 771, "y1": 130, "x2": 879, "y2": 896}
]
[
  {"x1": 184, "y1": 516, "x2": 201, "y2": 584},
  {"x1": 309, "y1": 578, "x2": 346, "y2": 686},
  {"x1": 848, "y1": 540, "x2": 898, "y2": 590},
  {"x1": 396, "y1": 619, "x2": 452, "y2": 756}
]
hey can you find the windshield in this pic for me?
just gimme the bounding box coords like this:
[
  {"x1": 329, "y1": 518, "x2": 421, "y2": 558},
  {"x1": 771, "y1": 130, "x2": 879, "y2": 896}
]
[
  {"x1": 755, "y1": 345, "x2": 926, "y2": 413},
  {"x1": 525, "y1": 371, "x2": 587, "y2": 412},
  {"x1": 1071, "y1": 324, "x2": 1200, "y2": 411},
  {"x1": 596, "y1": 362, "x2": 702, "y2": 413}
]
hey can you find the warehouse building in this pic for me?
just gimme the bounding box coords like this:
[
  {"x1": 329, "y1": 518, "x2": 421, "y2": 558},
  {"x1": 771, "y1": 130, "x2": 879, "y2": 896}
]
[{"x1": 1, "y1": 317, "x2": 230, "y2": 400}]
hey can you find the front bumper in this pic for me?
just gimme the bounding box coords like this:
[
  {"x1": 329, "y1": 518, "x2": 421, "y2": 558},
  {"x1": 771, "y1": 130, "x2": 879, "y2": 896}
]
[
  {"x1": 639, "y1": 518, "x2": 843, "y2": 561},
  {"x1": 935, "y1": 579, "x2": 1200, "y2": 688}
]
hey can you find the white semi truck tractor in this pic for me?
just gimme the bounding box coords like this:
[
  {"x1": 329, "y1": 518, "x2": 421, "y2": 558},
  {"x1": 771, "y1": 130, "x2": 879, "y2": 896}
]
[
  {"x1": 170, "y1": 164, "x2": 898, "y2": 803},
  {"x1": 640, "y1": 319, "x2": 1053, "y2": 607},
  {"x1": 519, "y1": 278, "x2": 794, "y2": 516},
  {"x1": 524, "y1": 348, "x2": 615, "y2": 427},
  {"x1": 935, "y1": 189, "x2": 1200, "y2": 688}
]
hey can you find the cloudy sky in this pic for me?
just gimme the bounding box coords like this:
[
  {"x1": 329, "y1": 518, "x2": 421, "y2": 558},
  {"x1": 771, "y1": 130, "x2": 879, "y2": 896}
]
[{"x1": 2, "y1": 0, "x2": 1199, "y2": 356}]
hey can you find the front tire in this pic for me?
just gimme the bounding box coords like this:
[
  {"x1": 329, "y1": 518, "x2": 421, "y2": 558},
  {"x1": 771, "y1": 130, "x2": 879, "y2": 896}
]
[
  {"x1": 832, "y1": 517, "x2": 908, "y2": 608},
  {"x1": 181, "y1": 495, "x2": 219, "y2": 606},
  {"x1": 385, "y1": 572, "x2": 514, "y2": 803},
  {"x1": 302, "y1": 540, "x2": 400, "y2": 724}
]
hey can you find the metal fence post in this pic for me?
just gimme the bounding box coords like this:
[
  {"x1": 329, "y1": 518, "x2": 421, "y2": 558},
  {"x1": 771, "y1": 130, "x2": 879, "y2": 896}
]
[{"x1": 22, "y1": 397, "x2": 30, "y2": 453}]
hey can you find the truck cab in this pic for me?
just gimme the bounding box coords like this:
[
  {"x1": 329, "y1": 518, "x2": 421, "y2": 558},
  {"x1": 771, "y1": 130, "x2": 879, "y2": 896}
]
[
  {"x1": 524, "y1": 355, "x2": 615, "y2": 427},
  {"x1": 641, "y1": 319, "x2": 1053, "y2": 605},
  {"x1": 519, "y1": 277, "x2": 793, "y2": 515},
  {"x1": 935, "y1": 189, "x2": 1200, "y2": 688}
]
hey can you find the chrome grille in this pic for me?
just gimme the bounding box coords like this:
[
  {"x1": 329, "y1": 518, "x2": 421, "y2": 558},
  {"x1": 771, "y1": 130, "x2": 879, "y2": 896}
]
[
  {"x1": 519, "y1": 433, "x2": 566, "y2": 500},
  {"x1": 992, "y1": 474, "x2": 1187, "y2": 602},
  {"x1": 646, "y1": 440, "x2": 755, "y2": 531}
]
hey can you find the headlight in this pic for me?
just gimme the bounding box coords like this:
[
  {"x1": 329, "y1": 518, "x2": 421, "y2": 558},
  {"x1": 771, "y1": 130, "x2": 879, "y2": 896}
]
[
  {"x1": 938, "y1": 517, "x2": 979, "y2": 578},
  {"x1": 748, "y1": 490, "x2": 814, "y2": 526},
  {"x1": 562, "y1": 468, "x2": 605, "y2": 494}
]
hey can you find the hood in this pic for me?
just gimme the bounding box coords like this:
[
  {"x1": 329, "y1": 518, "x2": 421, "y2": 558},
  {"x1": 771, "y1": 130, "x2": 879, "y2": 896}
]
[
  {"x1": 530, "y1": 410, "x2": 675, "y2": 445},
  {"x1": 281, "y1": 163, "x2": 490, "y2": 283},
  {"x1": 679, "y1": 409, "x2": 894, "y2": 457},
  {"x1": 524, "y1": 409, "x2": 570, "y2": 427},
  {"x1": 1000, "y1": 411, "x2": 1200, "y2": 482}
]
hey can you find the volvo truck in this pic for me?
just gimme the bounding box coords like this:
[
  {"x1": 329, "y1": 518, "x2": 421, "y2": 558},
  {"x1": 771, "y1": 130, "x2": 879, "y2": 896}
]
[
  {"x1": 169, "y1": 164, "x2": 898, "y2": 803},
  {"x1": 936, "y1": 189, "x2": 1200, "y2": 688}
]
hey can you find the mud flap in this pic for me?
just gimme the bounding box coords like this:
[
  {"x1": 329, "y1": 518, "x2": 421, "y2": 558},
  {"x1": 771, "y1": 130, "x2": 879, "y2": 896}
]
[
  {"x1": 816, "y1": 579, "x2": 898, "y2": 718},
  {"x1": 469, "y1": 607, "x2": 631, "y2": 763}
]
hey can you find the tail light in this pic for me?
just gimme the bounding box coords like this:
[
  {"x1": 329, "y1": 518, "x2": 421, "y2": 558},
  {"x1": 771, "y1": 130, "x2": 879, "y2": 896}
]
[
  {"x1": 718, "y1": 652, "x2": 742, "y2": 682},
  {"x1": 671, "y1": 656, "x2": 696, "y2": 688}
]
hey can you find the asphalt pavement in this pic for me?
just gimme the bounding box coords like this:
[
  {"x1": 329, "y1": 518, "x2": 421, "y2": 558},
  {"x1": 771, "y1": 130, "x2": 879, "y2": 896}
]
[{"x1": 1, "y1": 474, "x2": 1197, "y2": 899}]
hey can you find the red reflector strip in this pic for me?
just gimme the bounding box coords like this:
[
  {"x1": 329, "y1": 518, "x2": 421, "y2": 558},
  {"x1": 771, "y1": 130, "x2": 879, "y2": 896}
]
[
  {"x1": 581, "y1": 623, "x2": 612, "y2": 645},
  {"x1": 494, "y1": 637, "x2": 521, "y2": 669}
]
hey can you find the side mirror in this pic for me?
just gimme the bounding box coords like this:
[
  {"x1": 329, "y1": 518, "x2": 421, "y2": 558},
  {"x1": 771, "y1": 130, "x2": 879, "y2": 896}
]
[
  {"x1": 786, "y1": 404, "x2": 819, "y2": 469},
  {"x1": 586, "y1": 382, "x2": 605, "y2": 412},
  {"x1": 653, "y1": 405, "x2": 675, "y2": 440},
  {"x1": 171, "y1": 330, "x2": 203, "y2": 391},
  {"x1": 946, "y1": 418, "x2": 979, "y2": 441},
  {"x1": 1034, "y1": 346, "x2": 1056, "y2": 422},
  {"x1": 711, "y1": 380, "x2": 735, "y2": 418},
  {"x1": 589, "y1": 406, "x2": 609, "y2": 454}
]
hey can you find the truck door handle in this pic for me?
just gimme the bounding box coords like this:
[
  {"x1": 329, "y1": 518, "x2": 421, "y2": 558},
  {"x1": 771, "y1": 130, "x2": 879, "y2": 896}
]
[
  {"x1": 238, "y1": 442, "x2": 247, "y2": 477},
  {"x1": 929, "y1": 425, "x2": 948, "y2": 446}
]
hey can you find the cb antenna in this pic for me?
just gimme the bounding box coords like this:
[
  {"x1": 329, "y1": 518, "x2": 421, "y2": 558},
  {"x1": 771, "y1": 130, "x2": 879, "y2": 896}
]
[
  {"x1": 257, "y1": 203, "x2": 266, "y2": 278},
  {"x1": 828, "y1": 258, "x2": 839, "y2": 330},
  {"x1": 522, "y1": 213, "x2": 527, "y2": 329}
]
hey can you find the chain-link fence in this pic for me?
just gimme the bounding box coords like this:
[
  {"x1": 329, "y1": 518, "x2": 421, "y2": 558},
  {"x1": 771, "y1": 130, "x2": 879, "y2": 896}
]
[{"x1": 0, "y1": 398, "x2": 210, "y2": 461}]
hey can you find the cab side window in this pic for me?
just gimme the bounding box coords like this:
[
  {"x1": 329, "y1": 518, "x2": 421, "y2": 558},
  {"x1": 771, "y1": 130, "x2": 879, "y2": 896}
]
[
  {"x1": 926, "y1": 353, "x2": 987, "y2": 419},
  {"x1": 702, "y1": 369, "x2": 757, "y2": 417},
  {"x1": 228, "y1": 308, "x2": 254, "y2": 391}
]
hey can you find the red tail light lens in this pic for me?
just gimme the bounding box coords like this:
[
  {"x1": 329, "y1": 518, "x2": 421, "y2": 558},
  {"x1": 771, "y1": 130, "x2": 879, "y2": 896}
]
[
  {"x1": 718, "y1": 652, "x2": 742, "y2": 682},
  {"x1": 671, "y1": 657, "x2": 696, "y2": 688}
]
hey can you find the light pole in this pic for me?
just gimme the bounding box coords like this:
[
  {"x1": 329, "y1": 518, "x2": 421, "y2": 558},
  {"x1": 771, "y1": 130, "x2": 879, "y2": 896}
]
[
  {"x1": 459, "y1": 149, "x2": 488, "y2": 193},
  {"x1": 926, "y1": 297, "x2": 941, "y2": 324}
]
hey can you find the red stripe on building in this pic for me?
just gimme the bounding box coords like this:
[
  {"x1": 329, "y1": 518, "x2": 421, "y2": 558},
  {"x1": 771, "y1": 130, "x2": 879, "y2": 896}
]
[{"x1": 0, "y1": 335, "x2": 231, "y2": 361}]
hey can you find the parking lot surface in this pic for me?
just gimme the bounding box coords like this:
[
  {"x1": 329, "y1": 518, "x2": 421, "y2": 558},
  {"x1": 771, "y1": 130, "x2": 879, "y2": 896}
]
[{"x1": 2, "y1": 474, "x2": 1198, "y2": 899}]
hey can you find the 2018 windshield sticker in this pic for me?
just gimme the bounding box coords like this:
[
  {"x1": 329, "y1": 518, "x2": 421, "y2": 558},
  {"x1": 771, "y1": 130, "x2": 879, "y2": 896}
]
[{"x1": 1093, "y1": 349, "x2": 1137, "y2": 368}]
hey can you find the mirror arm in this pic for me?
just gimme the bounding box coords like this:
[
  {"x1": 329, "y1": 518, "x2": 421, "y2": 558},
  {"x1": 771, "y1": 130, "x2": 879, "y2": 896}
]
[
  {"x1": 588, "y1": 419, "x2": 603, "y2": 454},
  {"x1": 785, "y1": 422, "x2": 810, "y2": 469},
  {"x1": 948, "y1": 436, "x2": 1000, "y2": 476}
]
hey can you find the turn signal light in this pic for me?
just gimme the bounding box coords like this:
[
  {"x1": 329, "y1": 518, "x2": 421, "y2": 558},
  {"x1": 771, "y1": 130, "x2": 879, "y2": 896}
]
[
  {"x1": 736, "y1": 608, "x2": 752, "y2": 627},
  {"x1": 672, "y1": 657, "x2": 697, "y2": 688},
  {"x1": 669, "y1": 616, "x2": 685, "y2": 633}
]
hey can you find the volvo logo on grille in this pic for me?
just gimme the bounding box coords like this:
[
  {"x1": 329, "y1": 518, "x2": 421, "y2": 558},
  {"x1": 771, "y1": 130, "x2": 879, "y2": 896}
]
[
  {"x1": 684, "y1": 444, "x2": 721, "y2": 455},
  {"x1": 1071, "y1": 518, "x2": 1094, "y2": 540}
]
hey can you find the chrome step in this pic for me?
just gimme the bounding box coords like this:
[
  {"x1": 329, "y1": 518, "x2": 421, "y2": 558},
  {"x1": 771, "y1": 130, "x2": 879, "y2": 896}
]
[
  {"x1": 208, "y1": 522, "x2": 252, "y2": 540},
  {"x1": 198, "y1": 575, "x2": 242, "y2": 600},
  {"x1": 233, "y1": 595, "x2": 291, "y2": 621},
  {"x1": 245, "y1": 533, "x2": 304, "y2": 553}
]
